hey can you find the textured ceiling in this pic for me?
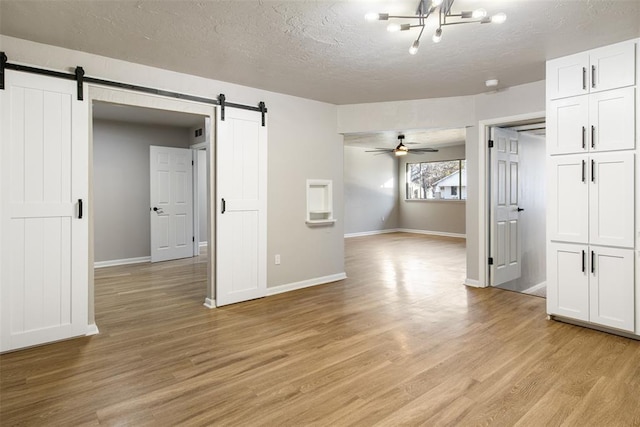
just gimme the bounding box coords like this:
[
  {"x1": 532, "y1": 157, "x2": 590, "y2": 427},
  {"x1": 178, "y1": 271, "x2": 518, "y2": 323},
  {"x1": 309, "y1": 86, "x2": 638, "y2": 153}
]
[
  {"x1": 1, "y1": 1, "x2": 639, "y2": 104},
  {"x1": 93, "y1": 102, "x2": 205, "y2": 128},
  {"x1": 344, "y1": 128, "x2": 466, "y2": 148}
]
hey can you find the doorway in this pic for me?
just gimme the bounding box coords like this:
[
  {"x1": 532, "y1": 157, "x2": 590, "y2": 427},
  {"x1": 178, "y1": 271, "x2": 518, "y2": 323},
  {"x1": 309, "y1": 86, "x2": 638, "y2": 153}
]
[
  {"x1": 478, "y1": 111, "x2": 546, "y2": 294},
  {"x1": 88, "y1": 86, "x2": 216, "y2": 329}
]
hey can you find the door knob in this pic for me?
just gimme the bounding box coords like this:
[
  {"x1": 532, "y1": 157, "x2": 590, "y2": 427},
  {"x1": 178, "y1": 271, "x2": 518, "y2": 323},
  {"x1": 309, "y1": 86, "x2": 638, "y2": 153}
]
[
  {"x1": 517, "y1": 207, "x2": 525, "y2": 212},
  {"x1": 152, "y1": 207, "x2": 164, "y2": 214}
]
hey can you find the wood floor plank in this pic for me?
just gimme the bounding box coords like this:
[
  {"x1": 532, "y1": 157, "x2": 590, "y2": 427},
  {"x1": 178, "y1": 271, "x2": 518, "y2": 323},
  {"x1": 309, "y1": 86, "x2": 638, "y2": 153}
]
[{"x1": 2, "y1": 233, "x2": 640, "y2": 425}]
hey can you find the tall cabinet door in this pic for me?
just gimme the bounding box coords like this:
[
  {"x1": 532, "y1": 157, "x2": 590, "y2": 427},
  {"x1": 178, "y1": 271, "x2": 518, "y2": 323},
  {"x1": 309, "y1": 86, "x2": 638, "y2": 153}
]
[
  {"x1": 589, "y1": 41, "x2": 636, "y2": 93},
  {"x1": 589, "y1": 152, "x2": 634, "y2": 248},
  {"x1": 589, "y1": 87, "x2": 636, "y2": 152},
  {"x1": 548, "y1": 155, "x2": 589, "y2": 243},
  {"x1": 547, "y1": 242, "x2": 589, "y2": 321},
  {"x1": 589, "y1": 246, "x2": 634, "y2": 332},
  {"x1": 1, "y1": 71, "x2": 89, "y2": 352},
  {"x1": 546, "y1": 52, "x2": 589, "y2": 100},
  {"x1": 548, "y1": 95, "x2": 589, "y2": 155}
]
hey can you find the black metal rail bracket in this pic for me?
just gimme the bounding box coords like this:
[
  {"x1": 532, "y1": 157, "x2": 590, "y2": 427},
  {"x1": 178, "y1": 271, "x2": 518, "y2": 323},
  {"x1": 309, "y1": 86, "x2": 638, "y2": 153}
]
[{"x1": 259, "y1": 101, "x2": 266, "y2": 127}]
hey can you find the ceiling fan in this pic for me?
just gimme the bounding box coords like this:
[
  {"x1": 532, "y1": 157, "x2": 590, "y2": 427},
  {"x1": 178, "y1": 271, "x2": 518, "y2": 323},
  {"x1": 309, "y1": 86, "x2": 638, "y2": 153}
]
[{"x1": 365, "y1": 135, "x2": 439, "y2": 156}]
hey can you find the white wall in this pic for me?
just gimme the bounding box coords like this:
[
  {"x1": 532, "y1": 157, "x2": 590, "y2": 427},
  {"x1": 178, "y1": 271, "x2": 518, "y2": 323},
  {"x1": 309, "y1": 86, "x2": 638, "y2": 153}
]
[
  {"x1": 1, "y1": 36, "x2": 345, "y2": 325},
  {"x1": 93, "y1": 119, "x2": 192, "y2": 262},
  {"x1": 197, "y1": 149, "x2": 208, "y2": 245},
  {"x1": 337, "y1": 80, "x2": 546, "y2": 284},
  {"x1": 398, "y1": 144, "x2": 466, "y2": 235},
  {"x1": 343, "y1": 146, "x2": 398, "y2": 235},
  {"x1": 496, "y1": 132, "x2": 546, "y2": 292}
]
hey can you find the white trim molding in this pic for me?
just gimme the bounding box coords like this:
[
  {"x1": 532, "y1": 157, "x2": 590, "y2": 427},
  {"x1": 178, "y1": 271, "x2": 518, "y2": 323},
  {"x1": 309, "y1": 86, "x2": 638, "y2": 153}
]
[
  {"x1": 523, "y1": 281, "x2": 547, "y2": 294},
  {"x1": 464, "y1": 278, "x2": 483, "y2": 288},
  {"x1": 397, "y1": 228, "x2": 466, "y2": 239},
  {"x1": 94, "y1": 256, "x2": 150, "y2": 269},
  {"x1": 86, "y1": 324, "x2": 100, "y2": 336},
  {"x1": 203, "y1": 298, "x2": 216, "y2": 309},
  {"x1": 199, "y1": 241, "x2": 208, "y2": 248},
  {"x1": 267, "y1": 273, "x2": 347, "y2": 296},
  {"x1": 344, "y1": 229, "x2": 400, "y2": 238}
]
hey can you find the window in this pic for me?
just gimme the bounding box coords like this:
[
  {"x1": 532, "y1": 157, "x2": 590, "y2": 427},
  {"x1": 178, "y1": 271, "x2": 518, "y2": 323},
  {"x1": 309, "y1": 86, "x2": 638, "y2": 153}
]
[{"x1": 406, "y1": 159, "x2": 466, "y2": 200}]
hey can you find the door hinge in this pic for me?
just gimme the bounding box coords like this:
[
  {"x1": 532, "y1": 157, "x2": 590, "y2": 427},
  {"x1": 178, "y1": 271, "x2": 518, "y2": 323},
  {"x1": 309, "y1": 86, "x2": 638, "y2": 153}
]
[
  {"x1": 192, "y1": 236, "x2": 195, "y2": 242},
  {"x1": 488, "y1": 257, "x2": 494, "y2": 265},
  {"x1": 488, "y1": 140, "x2": 494, "y2": 148},
  {"x1": 192, "y1": 160, "x2": 194, "y2": 166}
]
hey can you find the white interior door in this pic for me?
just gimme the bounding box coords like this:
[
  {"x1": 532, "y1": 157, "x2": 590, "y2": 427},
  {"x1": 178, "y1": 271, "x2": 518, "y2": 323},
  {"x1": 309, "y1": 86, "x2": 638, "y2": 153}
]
[
  {"x1": 490, "y1": 127, "x2": 522, "y2": 286},
  {"x1": 216, "y1": 107, "x2": 267, "y2": 307},
  {"x1": 150, "y1": 146, "x2": 194, "y2": 262},
  {"x1": 1, "y1": 70, "x2": 88, "y2": 352}
]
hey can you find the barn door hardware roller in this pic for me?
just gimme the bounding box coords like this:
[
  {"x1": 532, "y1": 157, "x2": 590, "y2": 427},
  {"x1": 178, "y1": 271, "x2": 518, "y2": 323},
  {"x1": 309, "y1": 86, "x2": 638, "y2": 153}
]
[
  {"x1": 259, "y1": 101, "x2": 266, "y2": 126},
  {"x1": 75, "y1": 66, "x2": 85, "y2": 101},
  {"x1": 218, "y1": 93, "x2": 226, "y2": 121},
  {"x1": 0, "y1": 52, "x2": 6, "y2": 90}
]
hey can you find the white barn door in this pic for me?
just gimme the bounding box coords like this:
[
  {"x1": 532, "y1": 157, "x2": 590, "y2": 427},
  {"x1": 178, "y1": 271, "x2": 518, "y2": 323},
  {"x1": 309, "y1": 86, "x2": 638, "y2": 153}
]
[
  {"x1": 1, "y1": 71, "x2": 88, "y2": 352},
  {"x1": 490, "y1": 127, "x2": 522, "y2": 286},
  {"x1": 216, "y1": 108, "x2": 267, "y2": 306},
  {"x1": 149, "y1": 146, "x2": 194, "y2": 262}
]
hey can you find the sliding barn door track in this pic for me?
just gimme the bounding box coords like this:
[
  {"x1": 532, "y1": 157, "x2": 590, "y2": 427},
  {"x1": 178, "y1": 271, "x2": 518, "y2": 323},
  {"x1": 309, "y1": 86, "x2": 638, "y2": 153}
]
[{"x1": 0, "y1": 52, "x2": 267, "y2": 126}]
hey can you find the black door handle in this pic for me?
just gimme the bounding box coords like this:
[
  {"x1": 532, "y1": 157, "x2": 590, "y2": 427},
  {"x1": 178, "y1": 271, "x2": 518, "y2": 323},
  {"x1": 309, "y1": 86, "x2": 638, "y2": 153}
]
[
  {"x1": 591, "y1": 250, "x2": 595, "y2": 274},
  {"x1": 78, "y1": 199, "x2": 83, "y2": 219},
  {"x1": 517, "y1": 207, "x2": 525, "y2": 212},
  {"x1": 221, "y1": 198, "x2": 226, "y2": 214},
  {"x1": 582, "y1": 250, "x2": 586, "y2": 273}
]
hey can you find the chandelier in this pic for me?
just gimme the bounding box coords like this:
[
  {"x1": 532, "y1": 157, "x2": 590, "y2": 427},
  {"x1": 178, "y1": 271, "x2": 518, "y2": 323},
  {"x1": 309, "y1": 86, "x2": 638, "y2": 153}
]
[{"x1": 365, "y1": 0, "x2": 507, "y2": 55}]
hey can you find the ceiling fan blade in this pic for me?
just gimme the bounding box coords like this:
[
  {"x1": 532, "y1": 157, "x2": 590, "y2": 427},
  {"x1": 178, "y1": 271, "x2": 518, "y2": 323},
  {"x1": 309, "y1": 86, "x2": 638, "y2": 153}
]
[
  {"x1": 411, "y1": 148, "x2": 439, "y2": 152},
  {"x1": 365, "y1": 149, "x2": 392, "y2": 152}
]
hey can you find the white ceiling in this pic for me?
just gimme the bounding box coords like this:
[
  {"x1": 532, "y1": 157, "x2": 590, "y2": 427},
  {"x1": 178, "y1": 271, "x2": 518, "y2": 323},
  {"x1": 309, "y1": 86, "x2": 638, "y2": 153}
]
[
  {"x1": 1, "y1": 1, "x2": 638, "y2": 105},
  {"x1": 344, "y1": 128, "x2": 466, "y2": 148}
]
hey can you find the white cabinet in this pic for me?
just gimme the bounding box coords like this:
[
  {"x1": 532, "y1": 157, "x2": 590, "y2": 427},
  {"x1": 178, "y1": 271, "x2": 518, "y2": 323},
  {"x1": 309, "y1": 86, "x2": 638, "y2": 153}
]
[
  {"x1": 548, "y1": 87, "x2": 635, "y2": 155},
  {"x1": 547, "y1": 40, "x2": 636, "y2": 100},
  {"x1": 548, "y1": 242, "x2": 634, "y2": 332},
  {"x1": 548, "y1": 152, "x2": 634, "y2": 247}
]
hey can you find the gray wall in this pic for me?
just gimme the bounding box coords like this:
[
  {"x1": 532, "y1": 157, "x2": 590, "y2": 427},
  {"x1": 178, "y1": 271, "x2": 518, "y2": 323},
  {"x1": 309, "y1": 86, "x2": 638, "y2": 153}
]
[
  {"x1": 344, "y1": 146, "x2": 399, "y2": 235},
  {"x1": 398, "y1": 144, "x2": 466, "y2": 235},
  {"x1": 93, "y1": 119, "x2": 192, "y2": 262},
  {"x1": 497, "y1": 132, "x2": 546, "y2": 292}
]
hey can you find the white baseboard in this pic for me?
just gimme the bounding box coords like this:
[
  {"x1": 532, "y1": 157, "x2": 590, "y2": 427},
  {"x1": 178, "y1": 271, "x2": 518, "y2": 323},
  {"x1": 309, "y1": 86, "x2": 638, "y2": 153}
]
[
  {"x1": 267, "y1": 272, "x2": 348, "y2": 296},
  {"x1": 344, "y1": 229, "x2": 400, "y2": 238},
  {"x1": 199, "y1": 241, "x2": 208, "y2": 248},
  {"x1": 465, "y1": 278, "x2": 483, "y2": 288},
  {"x1": 94, "y1": 256, "x2": 150, "y2": 268},
  {"x1": 203, "y1": 297, "x2": 215, "y2": 309},
  {"x1": 397, "y1": 228, "x2": 466, "y2": 239},
  {"x1": 523, "y1": 281, "x2": 547, "y2": 294},
  {"x1": 86, "y1": 324, "x2": 99, "y2": 336}
]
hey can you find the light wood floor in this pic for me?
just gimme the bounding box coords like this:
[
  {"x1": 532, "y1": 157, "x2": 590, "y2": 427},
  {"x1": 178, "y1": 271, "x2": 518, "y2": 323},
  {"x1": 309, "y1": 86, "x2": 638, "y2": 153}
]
[{"x1": 2, "y1": 233, "x2": 640, "y2": 425}]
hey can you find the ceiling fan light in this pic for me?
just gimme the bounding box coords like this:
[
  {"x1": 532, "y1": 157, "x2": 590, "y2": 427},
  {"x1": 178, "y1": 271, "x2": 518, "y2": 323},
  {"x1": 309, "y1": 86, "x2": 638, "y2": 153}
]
[
  {"x1": 492, "y1": 12, "x2": 507, "y2": 24},
  {"x1": 409, "y1": 39, "x2": 420, "y2": 55},
  {"x1": 432, "y1": 28, "x2": 442, "y2": 43},
  {"x1": 395, "y1": 150, "x2": 408, "y2": 156}
]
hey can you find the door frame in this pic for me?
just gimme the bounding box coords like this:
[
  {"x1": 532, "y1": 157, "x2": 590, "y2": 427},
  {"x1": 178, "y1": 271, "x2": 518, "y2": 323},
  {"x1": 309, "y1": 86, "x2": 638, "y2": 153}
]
[
  {"x1": 88, "y1": 86, "x2": 217, "y2": 328},
  {"x1": 191, "y1": 141, "x2": 210, "y2": 257},
  {"x1": 478, "y1": 111, "x2": 545, "y2": 288}
]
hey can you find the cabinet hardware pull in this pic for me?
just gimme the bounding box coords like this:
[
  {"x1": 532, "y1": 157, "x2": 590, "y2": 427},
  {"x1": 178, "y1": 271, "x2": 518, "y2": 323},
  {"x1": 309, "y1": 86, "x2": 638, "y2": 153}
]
[
  {"x1": 591, "y1": 250, "x2": 595, "y2": 274},
  {"x1": 582, "y1": 160, "x2": 586, "y2": 182},
  {"x1": 582, "y1": 67, "x2": 587, "y2": 90},
  {"x1": 78, "y1": 199, "x2": 83, "y2": 219},
  {"x1": 582, "y1": 250, "x2": 586, "y2": 273},
  {"x1": 582, "y1": 126, "x2": 586, "y2": 149},
  {"x1": 591, "y1": 125, "x2": 595, "y2": 149},
  {"x1": 221, "y1": 198, "x2": 226, "y2": 214},
  {"x1": 591, "y1": 159, "x2": 595, "y2": 183},
  {"x1": 591, "y1": 65, "x2": 596, "y2": 88}
]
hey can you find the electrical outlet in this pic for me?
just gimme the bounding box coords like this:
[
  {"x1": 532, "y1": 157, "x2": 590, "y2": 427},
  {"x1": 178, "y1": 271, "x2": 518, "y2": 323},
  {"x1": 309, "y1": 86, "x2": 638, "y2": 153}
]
[{"x1": 275, "y1": 254, "x2": 281, "y2": 265}]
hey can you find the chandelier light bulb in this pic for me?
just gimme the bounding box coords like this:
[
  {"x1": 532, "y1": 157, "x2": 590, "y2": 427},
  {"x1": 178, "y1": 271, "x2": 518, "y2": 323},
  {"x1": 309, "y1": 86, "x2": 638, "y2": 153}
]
[
  {"x1": 432, "y1": 28, "x2": 442, "y2": 43},
  {"x1": 409, "y1": 39, "x2": 420, "y2": 55},
  {"x1": 492, "y1": 12, "x2": 507, "y2": 24},
  {"x1": 472, "y1": 8, "x2": 487, "y2": 18},
  {"x1": 387, "y1": 23, "x2": 401, "y2": 32},
  {"x1": 432, "y1": 0, "x2": 443, "y2": 6},
  {"x1": 365, "y1": 12, "x2": 379, "y2": 22}
]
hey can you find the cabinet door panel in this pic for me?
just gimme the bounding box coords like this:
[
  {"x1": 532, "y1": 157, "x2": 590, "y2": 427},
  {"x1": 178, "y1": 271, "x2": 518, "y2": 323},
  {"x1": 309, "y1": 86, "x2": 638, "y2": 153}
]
[
  {"x1": 590, "y1": 247, "x2": 634, "y2": 332},
  {"x1": 589, "y1": 152, "x2": 634, "y2": 248},
  {"x1": 548, "y1": 155, "x2": 589, "y2": 243},
  {"x1": 547, "y1": 242, "x2": 589, "y2": 321},
  {"x1": 589, "y1": 87, "x2": 635, "y2": 152},
  {"x1": 547, "y1": 52, "x2": 589, "y2": 100},
  {"x1": 590, "y1": 41, "x2": 636, "y2": 93},
  {"x1": 548, "y1": 96, "x2": 589, "y2": 155}
]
